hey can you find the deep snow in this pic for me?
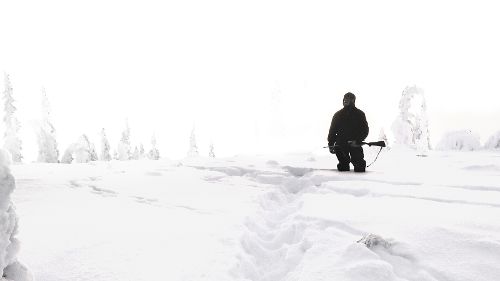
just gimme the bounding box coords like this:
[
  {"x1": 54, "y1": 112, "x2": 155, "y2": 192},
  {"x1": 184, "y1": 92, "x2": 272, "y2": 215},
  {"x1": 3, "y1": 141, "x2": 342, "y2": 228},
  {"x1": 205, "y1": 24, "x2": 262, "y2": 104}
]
[{"x1": 9, "y1": 147, "x2": 500, "y2": 281}]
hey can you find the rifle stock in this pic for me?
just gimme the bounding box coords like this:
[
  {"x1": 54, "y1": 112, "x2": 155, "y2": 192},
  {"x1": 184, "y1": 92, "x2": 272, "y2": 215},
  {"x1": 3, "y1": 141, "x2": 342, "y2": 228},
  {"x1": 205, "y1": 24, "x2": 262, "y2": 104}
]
[{"x1": 361, "y1": 141, "x2": 386, "y2": 147}]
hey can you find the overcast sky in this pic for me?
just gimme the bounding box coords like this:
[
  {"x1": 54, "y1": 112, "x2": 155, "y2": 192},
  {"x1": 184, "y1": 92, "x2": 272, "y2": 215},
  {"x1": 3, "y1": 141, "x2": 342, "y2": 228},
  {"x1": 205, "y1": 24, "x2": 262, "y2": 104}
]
[{"x1": 1, "y1": 0, "x2": 499, "y2": 160}]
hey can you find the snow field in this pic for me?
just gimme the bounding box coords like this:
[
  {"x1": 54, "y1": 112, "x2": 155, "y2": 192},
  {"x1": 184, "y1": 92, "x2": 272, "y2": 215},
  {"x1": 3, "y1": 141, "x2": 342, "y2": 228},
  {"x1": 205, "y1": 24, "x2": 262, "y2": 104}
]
[{"x1": 9, "y1": 148, "x2": 500, "y2": 281}]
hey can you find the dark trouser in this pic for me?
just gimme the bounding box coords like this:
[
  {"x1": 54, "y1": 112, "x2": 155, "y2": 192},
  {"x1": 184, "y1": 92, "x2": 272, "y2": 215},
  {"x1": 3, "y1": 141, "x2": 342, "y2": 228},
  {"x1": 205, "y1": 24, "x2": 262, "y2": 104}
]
[{"x1": 334, "y1": 145, "x2": 366, "y2": 172}]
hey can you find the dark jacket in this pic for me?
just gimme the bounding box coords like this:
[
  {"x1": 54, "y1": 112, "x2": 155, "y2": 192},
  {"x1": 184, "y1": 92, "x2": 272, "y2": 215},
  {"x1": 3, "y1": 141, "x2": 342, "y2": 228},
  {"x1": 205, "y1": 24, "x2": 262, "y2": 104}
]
[{"x1": 328, "y1": 105, "x2": 369, "y2": 146}]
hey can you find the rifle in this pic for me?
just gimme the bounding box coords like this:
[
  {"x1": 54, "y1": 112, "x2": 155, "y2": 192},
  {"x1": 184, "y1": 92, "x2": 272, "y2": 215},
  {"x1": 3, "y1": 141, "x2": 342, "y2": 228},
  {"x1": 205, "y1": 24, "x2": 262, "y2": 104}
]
[
  {"x1": 323, "y1": 141, "x2": 386, "y2": 149},
  {"x1": 323, "y1": 141, "x2": 386, "y2": 167}
]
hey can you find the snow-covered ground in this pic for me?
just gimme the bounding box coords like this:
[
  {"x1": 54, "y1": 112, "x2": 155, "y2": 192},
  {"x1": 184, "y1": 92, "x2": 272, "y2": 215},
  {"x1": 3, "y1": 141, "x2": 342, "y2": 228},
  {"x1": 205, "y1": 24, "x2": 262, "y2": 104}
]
[{"x1": 9, "y1": 148, "x2": 500, "y2": 281}]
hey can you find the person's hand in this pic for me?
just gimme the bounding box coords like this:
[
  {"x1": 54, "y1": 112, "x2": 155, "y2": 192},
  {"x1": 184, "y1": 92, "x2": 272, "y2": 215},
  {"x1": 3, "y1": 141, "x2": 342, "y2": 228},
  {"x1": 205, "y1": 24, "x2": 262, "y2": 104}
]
[{"x1": 348, "y1": 140, "x2": 361, "y2": 147}]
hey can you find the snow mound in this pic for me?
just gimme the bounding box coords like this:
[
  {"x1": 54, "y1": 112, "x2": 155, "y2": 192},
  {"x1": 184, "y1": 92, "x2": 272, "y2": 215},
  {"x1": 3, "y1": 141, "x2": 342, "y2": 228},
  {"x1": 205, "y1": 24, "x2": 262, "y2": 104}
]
[
  {"x1": 436, "y1": 130, "x2": 481, "y2": 151},
  {"x1": 282, "y1": 166, "x2": 313, "y2": 177},
  {"x1": 0, "y1": 149, "x2": 32, "y2": 281}
]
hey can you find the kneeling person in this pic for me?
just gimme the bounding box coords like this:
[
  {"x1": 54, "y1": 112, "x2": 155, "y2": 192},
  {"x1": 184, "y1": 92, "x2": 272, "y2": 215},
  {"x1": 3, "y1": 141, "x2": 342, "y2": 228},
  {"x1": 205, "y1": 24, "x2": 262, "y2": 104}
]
[{"x1": 327, "y1": 92, "x2": 369, "y2": 172}]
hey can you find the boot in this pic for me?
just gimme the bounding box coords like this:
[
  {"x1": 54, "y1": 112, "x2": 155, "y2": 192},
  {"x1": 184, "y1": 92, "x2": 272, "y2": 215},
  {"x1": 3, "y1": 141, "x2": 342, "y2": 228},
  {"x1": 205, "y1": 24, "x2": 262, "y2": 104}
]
[
  {"x1": 337, "y1": 163, "x2": 350, "y2": 172},
  {"x1": 354, "y1": 166, "x2": 365, "y2": 172}
]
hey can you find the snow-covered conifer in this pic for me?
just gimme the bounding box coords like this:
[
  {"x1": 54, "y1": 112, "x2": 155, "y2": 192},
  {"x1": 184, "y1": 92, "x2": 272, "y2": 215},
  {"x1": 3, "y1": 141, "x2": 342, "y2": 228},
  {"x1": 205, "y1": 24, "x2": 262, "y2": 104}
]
[
  {"x1": 148, "y1": 134, "x2": 160, "y2": 160},
  {"x1": 112, "y1": 149, "x2": 119, "y2": 160},
  {"x1": 391, "y1": 85, "x2": 431, "y2": 154},
  {"x1": 2, "y1": 74, "x2": 22, "y2": 163},
  {"x1": 61, "y1": 144, "x2": 75, "y2": 164},
  {"x1": 209, "y1": 142, "x2": 215, "y2": 158},
  {"x1": 484, "y1": 131, "x2": 500, "y2": 150},
  {"x1": 73, "y1": 135, "x2": 93, "y2": 163},
  {"x1": 188, "y1": 127, "x2": 199, "y2": 157},
  {"x1": 89, "y1": 141, "x2": 98, "y2": 161},
  {"x1": 132, "y1": 146, "x2": 139, "y2": 160},
  {"x1": 117, "y1": 120, "x2": 131, "y2": 160},
  {"x1": 100, "y1": 128, "x2": 112, "y2": 161},
  {"x1": 139, "y1": 144, "x2": 145, "y2": 159},
  {"x1": 37, "y1": 88, "x2": 59, "y2": 163},
  {"x1": 379, "y1": 128, "x2": 389, "y2": 148},
  {"x1": 0, "y1": 149, "x2": 32, "y2": 281}
]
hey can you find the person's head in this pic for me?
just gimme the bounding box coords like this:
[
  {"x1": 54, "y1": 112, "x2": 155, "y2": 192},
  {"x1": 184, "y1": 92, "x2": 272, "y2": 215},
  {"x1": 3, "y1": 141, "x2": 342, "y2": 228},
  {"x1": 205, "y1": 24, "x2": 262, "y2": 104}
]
[{"x1": 343, "y1": 92, "x2": 356, "y2": 107}]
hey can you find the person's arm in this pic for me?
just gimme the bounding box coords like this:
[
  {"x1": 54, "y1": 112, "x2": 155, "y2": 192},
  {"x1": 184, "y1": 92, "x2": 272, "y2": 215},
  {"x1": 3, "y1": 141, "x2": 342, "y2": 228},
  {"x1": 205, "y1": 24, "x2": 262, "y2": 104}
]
[
  {"x1": 328, "y1": 113, "x2": 339, "y2": 146},
  {"x1": 358, "y1": 112, "x2": 369, "y2": 141}
]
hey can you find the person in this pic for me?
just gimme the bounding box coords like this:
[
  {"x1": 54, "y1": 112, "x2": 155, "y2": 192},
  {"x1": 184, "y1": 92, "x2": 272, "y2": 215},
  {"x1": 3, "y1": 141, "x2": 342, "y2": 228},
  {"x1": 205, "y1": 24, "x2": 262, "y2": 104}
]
[{"x1": 327, "y1": 92, "x2": 369, "y2": 172}]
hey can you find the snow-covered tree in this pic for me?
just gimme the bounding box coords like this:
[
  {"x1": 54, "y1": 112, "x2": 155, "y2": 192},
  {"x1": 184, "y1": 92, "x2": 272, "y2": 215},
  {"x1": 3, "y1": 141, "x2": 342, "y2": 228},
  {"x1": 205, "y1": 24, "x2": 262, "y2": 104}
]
[
  {"x1": 89, "y1": 141, "x2": 98, "y2": 161},
  {"x1": 100, "y1": 128, "x2": 112, "y2": 161},
  {"x1": 139, "y1": 144, "x2": 146, "y2": 159},
  {"x1": 61, "y1": 135, "x2": 97, "y2": 163},
  {"x1": 391, "y1": 85, "x2": 431, "y2": 155},
  {"x1": 379, "y1": 128, "x2": 389, "y2": 148},
  {"x1": 61, "y1": 144, "x2": 75, "y2": 164},
  {"x1": 37, "y1": 88, "x2": 59, "y2": 163},
  {"x1": 61, "y1": 134, "x2": 97, "y2": 164},
  {"x1": 2, "y1": 73, "x2": 22, "y2": 163},
  {"x1": 0, "y1": 149, "x2": 33, "y2": 281},
  {"x1": 436, "y1": 130, "x2": 481, "y2": 151},
  {"x1": 484, "y1": 131, "x2": 500, "y2": 150},
  {"x1": 148, "y1": 134, "x2": 160, "y2": 160},
  {"x1": 187, "y1": 126, "x2": 199, "y2": 157},
  {"x1": 117, "y1": 120, "x2": 131, "y2": 160},
  {"x1": 132, "y1": 146, "x2": 139, "y2": 160},
  {"x1": 209, "y1": 142, "x2": 215, "y2": 158},
  {"x1": 112, "y1": 149, "x2": 119, "y2": 160}
]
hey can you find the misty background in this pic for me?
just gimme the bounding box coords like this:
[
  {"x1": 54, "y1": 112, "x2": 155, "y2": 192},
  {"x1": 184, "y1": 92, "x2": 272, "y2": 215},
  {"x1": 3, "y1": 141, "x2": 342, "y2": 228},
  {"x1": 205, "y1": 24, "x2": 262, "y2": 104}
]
[{"x1": 1, "y1": 0, "x2": 499, "y2": 160}]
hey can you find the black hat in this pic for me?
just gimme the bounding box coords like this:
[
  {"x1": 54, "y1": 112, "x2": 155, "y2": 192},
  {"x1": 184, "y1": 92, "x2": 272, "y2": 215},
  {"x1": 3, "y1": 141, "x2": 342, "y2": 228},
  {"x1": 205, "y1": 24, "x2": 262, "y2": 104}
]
[{"x1": 344, "y1": 92, "x2": 356, "y2": 101}]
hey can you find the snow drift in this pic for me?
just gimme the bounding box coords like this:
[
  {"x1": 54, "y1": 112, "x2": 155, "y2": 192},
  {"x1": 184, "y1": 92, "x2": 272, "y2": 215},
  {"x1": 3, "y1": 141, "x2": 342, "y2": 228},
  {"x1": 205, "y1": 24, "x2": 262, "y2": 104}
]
[
  {"x1": 0, "y1": 149, "x2": 31, "y2": 281},
  {"x1": 436, "y1": 130, "x2": 481, "y2": 151}
]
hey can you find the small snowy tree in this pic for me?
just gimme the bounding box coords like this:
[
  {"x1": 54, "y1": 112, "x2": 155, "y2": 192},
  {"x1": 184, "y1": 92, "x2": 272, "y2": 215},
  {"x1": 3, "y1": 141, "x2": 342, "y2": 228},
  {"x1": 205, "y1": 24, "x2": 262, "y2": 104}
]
[
  {"x1": 436, "y1": 130, "x2": 481, "y2": 151},
  {"x1": 139, "y1": 144, "x2": 146, "y2": 159},
  {"x1": 484, "y1": 131, "x2": 500, "y2": 150},
  {"x1": 100, "y1": 128, "x2": 112, "y2": 161},
  {"x1": 61, "y1": 144, "x2": 76, "y2": 164},
  {"x1": 391, "y1": 85, "x2": 431, "y2": 155},
  {"x1": 209, "y1": 142, "x2": 215, "y2": 158},
  {"x1": 89, "y1": 141, "x2": 98, "y2": 161},
  {"x1": 132, "y1": 146, "x2": 139, "y2": 160},
  {"x1": 2, "y1": 73, "x2": 22, "y2": 163},
  {"x1": 0, "y1": 149, "x2": 33, "y2": 281},
  {"x1": 148, "y1": 134, "x2": 160, "y2": 160},
  {"x1": 37, "y1": 88, "x2": 59, "y2": 163},
  {"x1": 117, "y1": 119, "x2": 131, "y2": 160},
  {"x1": 187, "y1": 126, "x2": 199, "y2": 157},
  {"x1": 112, "y1": 149, "x2": 119, "y2": 160},
  {"x1": 379, "y1": 128, "x2": 389, "y2": 148}
]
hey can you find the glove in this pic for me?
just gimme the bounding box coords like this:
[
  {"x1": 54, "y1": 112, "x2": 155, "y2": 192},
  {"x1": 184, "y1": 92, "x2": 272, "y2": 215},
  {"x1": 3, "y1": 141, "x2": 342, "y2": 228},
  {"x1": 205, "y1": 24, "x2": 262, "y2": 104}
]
[
  {"x1": 348, "y1": 140, "x2": 361, "y2": 147},
  {"x1": 329, "y1": 145, "x2": 335, "y2": 154}
]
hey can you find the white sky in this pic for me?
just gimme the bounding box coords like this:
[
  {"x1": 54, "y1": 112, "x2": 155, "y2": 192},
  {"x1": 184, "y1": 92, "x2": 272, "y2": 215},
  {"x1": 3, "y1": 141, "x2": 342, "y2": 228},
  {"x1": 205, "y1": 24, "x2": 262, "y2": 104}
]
[{"x1": 1, "y1": 0, "x2": 500, "y2": 160}]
